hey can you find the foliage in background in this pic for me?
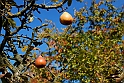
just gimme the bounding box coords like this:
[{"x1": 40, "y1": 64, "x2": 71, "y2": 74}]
[{"x1": 0, "y1": 0, "x2": 124, "y2": 83}]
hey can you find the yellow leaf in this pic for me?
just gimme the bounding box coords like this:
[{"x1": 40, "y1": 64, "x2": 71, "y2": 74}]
[
  {"x1": 51, "y1": 0, "x2": 58, "y2": 2},
  {"x1": 106, "y1": 0, "x2": 111, "y2": 2},
  {"x1": 22, "y1": 46, "x2": 28, "y2": 52}
]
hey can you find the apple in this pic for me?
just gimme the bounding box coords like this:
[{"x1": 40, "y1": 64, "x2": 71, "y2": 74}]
[
  {"x1": 34, "y1": 55, "x2": 46, "y2": 68},
  {"x1": 60, "y1": 12, "x2": 73, "y2": 25}
]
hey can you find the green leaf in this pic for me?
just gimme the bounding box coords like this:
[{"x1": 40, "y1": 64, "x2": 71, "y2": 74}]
[
  {"x1": 8, "y1": 18, "x2": 16, "y2": 28},
  {"x1": 68, "y1": 0, "x2": 72, "y2": 6}
]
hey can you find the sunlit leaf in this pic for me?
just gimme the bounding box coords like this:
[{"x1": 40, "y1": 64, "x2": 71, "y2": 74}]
[
  {"x1": 28, "y1": 16, "x2": 34, "y2": 23},
  {"x1": 51, "y1": 0, "x2": 58, "y2": 2},
  {"x1": 21, "y1": 46, "x2": 28, "y2": 52}
]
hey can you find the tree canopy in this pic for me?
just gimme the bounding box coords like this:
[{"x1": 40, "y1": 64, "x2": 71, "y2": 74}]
[{"x1": 0, "y1": 0, "x2": 124, "y2": 83}]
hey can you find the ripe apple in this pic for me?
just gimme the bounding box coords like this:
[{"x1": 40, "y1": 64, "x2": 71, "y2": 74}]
[
  {"x1": 60, "y1": 12, "x2": 73, "y2": 25},
  {"x1": 34, "y1": 55, "x2": 46, "y2": 68}
]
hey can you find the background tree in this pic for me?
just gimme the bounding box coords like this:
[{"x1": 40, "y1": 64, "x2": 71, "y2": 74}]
[{"x1": 0, "y1": 0, "x2": 124, "y2": 83}]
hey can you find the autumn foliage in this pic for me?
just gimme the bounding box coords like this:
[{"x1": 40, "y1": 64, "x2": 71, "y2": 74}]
[{"x1": 0, "y1": 0, "x2": 124, "y2": 83}]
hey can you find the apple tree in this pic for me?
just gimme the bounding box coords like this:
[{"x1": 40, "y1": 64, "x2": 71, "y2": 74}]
[{"x1": 0, "y1": 0, "x2": 124, "y2": 83}]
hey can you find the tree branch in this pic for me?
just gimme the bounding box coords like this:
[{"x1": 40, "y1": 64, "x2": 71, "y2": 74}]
[
  {"x1": 33, "y1": 0, "x2": 68, "y2": 9},
  {"x1": 0, "y1": 18, "x2": 10, "y2": 54},
  {"x1": 7, "y1": 0, "x2": 35, "y2": 18},
  {"x1": 115, "y1": 72, "x2": 124, "y2": 83},
  {"x1": 8, "y1": 0, "x2": 68, "y2": 18},
  {"x1": 0, "y1": 0, "x2": 5, "y2": 33},
  {"x1": 2, "y1": 52, "x2": 18, "y2": 74}
]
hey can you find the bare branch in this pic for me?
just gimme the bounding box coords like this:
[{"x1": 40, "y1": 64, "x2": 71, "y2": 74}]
[
  {"x1": 115, "y1": 73, "x2": 124, "y2": 83},
  {"x1": 33, "y1": 0, "x2": 68, "y2": 9},
  {"x1": 7, "y1": 0, "x2": 35, "y2": 18},
  {"x1": 7, "y1": 0, "x2": 68, "y2": 18}
]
